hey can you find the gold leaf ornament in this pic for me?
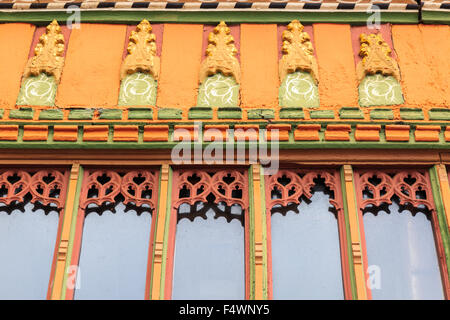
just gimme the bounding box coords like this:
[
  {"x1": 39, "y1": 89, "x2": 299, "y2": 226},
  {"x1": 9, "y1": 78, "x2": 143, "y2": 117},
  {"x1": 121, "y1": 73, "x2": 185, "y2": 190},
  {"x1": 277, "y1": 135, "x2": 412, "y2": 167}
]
[
  {"x1": 279, "y1": 20, "x2": 319, "y2": 84},
  {"x1": 199, "y1": 21, "x2": 241, "y2": 84},
  {"x1": 356, "y1": 33, "x2": 400, "y2": 84},
  {"x1": 120, "y1": 19, "x2": 160, "y2": 80},
  {"x1": 23, "y1": 20, "x2": 65, "y2": 83}
]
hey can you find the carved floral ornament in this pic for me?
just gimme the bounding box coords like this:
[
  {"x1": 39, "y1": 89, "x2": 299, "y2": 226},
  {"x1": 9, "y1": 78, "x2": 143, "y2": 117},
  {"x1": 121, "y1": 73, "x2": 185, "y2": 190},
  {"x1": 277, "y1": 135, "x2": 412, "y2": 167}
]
[
  {"x1": 199, "y1": 21, "x2": 241, "y2": 84},
  {"x1": 356, "y1": 33, "x2": 401, "y2": 84},
  {"x1": 120, "y1": 19, "x2": 160, "y2": 80},
  {"x1": 279, "y1": 20, "x2": 319, "y2": 84},
  {"x1": 23, "y1": 20, "x2": 65, "y2": 83}
]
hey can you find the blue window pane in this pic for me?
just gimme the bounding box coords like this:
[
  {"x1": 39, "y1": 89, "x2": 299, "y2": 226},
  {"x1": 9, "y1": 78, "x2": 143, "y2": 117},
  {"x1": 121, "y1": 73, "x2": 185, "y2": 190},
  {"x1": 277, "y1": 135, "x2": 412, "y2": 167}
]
[
  {"x1": 172, "y1": 206, "x2": 245, "y2": 300},
  {"x1": 271, "y1": 191, "x2": 344, "y2": 300},
  {"x1": 74, "y1": 202, "x2": 151, "y2": 300},
  {"x1": 0, "y1": 203, "x2": 59, "y2": 299},
  {"x1": 363, "y1": 202, "x2": 444, "y2": 300}
]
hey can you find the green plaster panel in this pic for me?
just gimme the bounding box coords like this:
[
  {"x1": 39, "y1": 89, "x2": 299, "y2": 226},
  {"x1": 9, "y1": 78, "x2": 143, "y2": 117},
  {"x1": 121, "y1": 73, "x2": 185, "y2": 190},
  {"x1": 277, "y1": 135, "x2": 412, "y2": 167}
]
[
  {"x1": 358, "y1": 74, "x2": 404, "y2": 107},
  {"x1": 118, "y1": 72, "x2": 157, "y2": 106},
  {"x1": 217, "y1": 107, "x2": 242, "y2": 119},
  {"x1": 188, "y1": 107, "x2": 213, "y2": 120},
  {"x1": 370, "y1": 108, "x2": 394, "y2": 120},
  {"x1": 429, "y1": 109, "x2": 450, "y2": 121},
  {"x1": 279, "y1": 107, "x2": 305, "y2": 119},
  {"x1": 422, "y1": 11, "x2": 450, "y2": 25},
  {"x1": 157, "y1": 108, "x2": 182, "y2": 120},
  {"x1": 99, "y1": 109, "x2": 123, "y2": 120},
  {"x1": 0, "y1": 11, "x2": 419, "y2": 24},
  {"x1": 39, "y1": 109, "x2": 64, "y2": 120},
  {"x1": 310, "y1": 110, "x2": 335, "y2": 119},
  {"x1": 279, "y1": 71, "x2": 319, "y2": 108},
  {"x1": 68, "y1": 109, "x2": 94, "y2": 120},
  {"x1": 399, "y1": 108, "x2": 424, "y2": 120},
  {"x1": 197, "y1": 73, "x2": 239, "y2": 108},
  {"x1": 339, "y1": 107, "x2": 365, "y2": 120},
  {"x1": 9, "y1": 107, "x2": 34, "y2": 120},
  {"x1": 128, "y1": 108, "x2": 153, "y2": 120},
  {"x1": 16, "y1": 73, "x2": 57, "y2": 107},
  {"x1": 247, "y1": 109, "x2": 275, "y2": 120}
]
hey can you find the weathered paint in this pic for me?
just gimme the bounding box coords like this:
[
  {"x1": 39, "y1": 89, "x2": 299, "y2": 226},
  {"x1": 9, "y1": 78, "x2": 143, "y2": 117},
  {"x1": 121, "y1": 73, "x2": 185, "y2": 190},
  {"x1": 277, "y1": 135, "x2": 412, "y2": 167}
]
[
  {"x1": 56, "y1": 24, "x2": 126, "y2": 107},
  {"x1": 156, "y1": 24, "x2": 203, "y2": 110},
  {"x1": 313, "y1": 24, "x2": 358, "y2": 108},
  {"x1": 0, "y1": 23, "x2": 35, "y2": 109},
  {"x1": 240, "y1": 24, "x2": 278, "y2": 109}
]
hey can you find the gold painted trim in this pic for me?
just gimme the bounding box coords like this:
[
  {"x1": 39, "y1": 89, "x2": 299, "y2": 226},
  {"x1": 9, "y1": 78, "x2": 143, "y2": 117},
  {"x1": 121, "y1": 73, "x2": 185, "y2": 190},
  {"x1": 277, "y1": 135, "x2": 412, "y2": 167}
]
[{"x1": 199, "y1": 21, "x2": 241, "y2": 84}]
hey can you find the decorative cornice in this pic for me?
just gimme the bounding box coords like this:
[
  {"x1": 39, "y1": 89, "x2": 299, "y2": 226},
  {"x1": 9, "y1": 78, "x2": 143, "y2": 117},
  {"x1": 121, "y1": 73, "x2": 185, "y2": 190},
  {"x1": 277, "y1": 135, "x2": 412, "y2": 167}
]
[
  {"x1": 279, "y1": 20, "x2": 318, "y2": 84},
  {"x1": 0, "y1": 122, "x2": 448, "y2": 148},
  {"x1": 23, "y1": 19, "x2": 65, "y2": 83},
  {"x1": 356, "y1": 33, "x2": 401, "y2": 84},
  {"x1": 120, "y1": 19, "x2": 160, "y2": 80},
  {"x1": 199, "y1": 21, "x2": 240, "y2": 84}
]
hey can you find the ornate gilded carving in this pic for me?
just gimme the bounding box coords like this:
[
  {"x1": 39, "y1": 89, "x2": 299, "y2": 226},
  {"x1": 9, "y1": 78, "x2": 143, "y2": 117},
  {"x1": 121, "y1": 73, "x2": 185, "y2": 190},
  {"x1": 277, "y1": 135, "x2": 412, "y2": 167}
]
[
  {"x1": 120, "y1": 19, "x2": 160, "y2": 80},
  {"x1": 199, "y1": 21, "x2": 241, "y2": 84},
  {"x1": 279, "y1": 20, "x2": 319, "y2": 84},
  {"x1": 356, "y1": 33, "x2": 401, "y2": 84},
  {"x1": 23, "y1": 20, "x2": 65, "y2": 83},
  {"x1": 173, "y1": 169, "x2": 249, "y2": 224}
]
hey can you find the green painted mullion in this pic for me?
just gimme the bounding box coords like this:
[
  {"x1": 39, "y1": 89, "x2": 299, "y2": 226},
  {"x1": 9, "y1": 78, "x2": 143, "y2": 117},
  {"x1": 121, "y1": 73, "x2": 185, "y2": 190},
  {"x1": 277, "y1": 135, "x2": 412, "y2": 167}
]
[
  {"x1": 60, "y1": 164, "x2": 84, "y2": 300},
  {"x1": 428, "y1": 166, "x2": 450, "y2": 283},
  {"x1": 340, "y1": 166, "x2": 358, "y2": 300}
]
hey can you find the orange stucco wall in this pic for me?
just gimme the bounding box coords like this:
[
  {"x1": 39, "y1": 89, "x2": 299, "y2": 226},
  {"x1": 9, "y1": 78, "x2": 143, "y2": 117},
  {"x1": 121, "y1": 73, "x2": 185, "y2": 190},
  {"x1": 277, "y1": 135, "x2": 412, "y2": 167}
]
[
  {"x1": 156, "y1": 24, "x2": 203, "y2": 110},
  {"x1": 56, "y1": 24, "x2": 126, "y2": 107},
  {"x1": 0, "y1": 23, "x2": 35, "y2": 109},
  {"x1": 391, "y1": 24, "x2": 450, "y2": 108},
  {"x1": 314, "y1": 24, "x2": 358, "y2": 108},
  {"x1": 240, "y1": 24, "x2": 279, "y2": 109}
]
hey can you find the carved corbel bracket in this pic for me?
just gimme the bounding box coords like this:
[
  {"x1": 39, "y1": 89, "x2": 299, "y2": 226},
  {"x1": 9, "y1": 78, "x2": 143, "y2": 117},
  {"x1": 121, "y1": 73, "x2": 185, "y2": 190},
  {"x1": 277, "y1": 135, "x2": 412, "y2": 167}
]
[
  {"x1": 120, "y1": 19, "x2": 161, "y2": 81},
  {"x1": 23, "y1": 20, "x2": 65, "y2": 83},
  {"x1": 279, "y1": 20, "x2": 319, "y2": 84},
  {"x1": 356, "y1": 33, "x2": 401, "y2": 84},
  {"x1": 199, "y1": 21, "x2": 241, "y2": 84}
]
